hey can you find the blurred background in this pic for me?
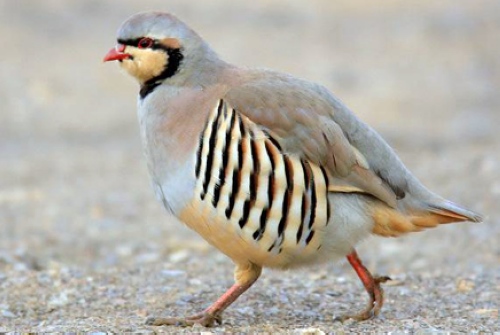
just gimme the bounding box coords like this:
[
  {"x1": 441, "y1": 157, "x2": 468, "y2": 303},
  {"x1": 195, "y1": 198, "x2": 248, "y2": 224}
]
[{"x1": 0, "y1": 0, "x2": 498, "y2": 331}]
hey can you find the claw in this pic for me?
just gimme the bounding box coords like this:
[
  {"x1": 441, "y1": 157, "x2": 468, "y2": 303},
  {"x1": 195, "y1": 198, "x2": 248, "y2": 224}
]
[{"x1": 338, "y1": 250, "x2": 391, "y2": 322}]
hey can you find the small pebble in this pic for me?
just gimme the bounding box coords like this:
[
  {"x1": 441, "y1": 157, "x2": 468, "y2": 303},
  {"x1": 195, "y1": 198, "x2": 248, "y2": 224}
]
[
  {"x1": 294, "y1": 328, "x2": 326, "y2": 335},
  {"x1": 473, "y1": 309, "x2": 498, "y2": 318},
  {"x1": 161, "y1": 269, "x2": 185, "y2": 277},
  {"x1": 168, "y1": 250, "x2": 190, "y2": 263},
  {"x1": 1, "y1": 309, "x2": 16, "y2": 318},
  {"x1": 456, "y1": 279, "x2": 475, "y2": 292}
]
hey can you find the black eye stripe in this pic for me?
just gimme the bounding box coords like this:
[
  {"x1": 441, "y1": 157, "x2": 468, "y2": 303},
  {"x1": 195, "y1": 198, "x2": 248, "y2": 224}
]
[{"x1": 117, "y1": 38, "x2": 175, "y2": 51}]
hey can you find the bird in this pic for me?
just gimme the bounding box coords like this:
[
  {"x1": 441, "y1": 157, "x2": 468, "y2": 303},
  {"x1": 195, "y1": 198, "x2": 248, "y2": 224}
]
[{"x1": 103, "y1": 11, "x2": 483, "y2": 327}]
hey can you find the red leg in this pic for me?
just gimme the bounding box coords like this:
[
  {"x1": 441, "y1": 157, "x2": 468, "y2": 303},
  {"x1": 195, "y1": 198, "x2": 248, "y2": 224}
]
[
  {"x1": 337, "y1": 249, "x2": 390, "y2": 321},
  {"x1": 146, "y1": 263, "x2": 261, "y2": 327}
]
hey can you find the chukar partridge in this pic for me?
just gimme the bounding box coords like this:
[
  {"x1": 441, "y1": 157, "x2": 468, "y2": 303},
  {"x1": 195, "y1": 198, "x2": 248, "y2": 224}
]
[{"x1": 103, "y1": 11, "x2": 482, "y2": 327}]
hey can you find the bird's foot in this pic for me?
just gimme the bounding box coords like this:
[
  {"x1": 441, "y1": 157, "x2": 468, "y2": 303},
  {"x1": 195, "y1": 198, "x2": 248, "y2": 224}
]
[
  {"x1": 335, "y1": 275, "x2": 391, "y2": 322},
  {"x1": 145, "y1": 312, "x2": 222, "y2": 327}
]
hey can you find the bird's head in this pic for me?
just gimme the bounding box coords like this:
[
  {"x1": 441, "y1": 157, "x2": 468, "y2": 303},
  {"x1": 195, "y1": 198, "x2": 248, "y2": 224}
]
[{"x1": 104, "y1": 11, "x2": 216, "y2": 90}]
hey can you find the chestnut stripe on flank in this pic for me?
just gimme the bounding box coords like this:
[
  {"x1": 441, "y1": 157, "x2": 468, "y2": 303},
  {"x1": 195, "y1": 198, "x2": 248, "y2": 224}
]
[
  {"x1": 264, "y1": 140, "x2": 277, "y2": 211},
  {"x1": 225, "y1": 114, "x2": 244, "y2": 219},
  {"x1": 296, "y1": 193, "x2": 307, "y2": 242},
  {"x1": 238, "y1": 199, "x2": 251, "y2": 228},
  {"x1": 305, "y1": 229, "x2": 315, "y2": 245},
  {"x1": 237, "y1": 117, "x2": 246, "y2": 169},
  {"x1": 225, "y1": 168, "x2": 239, "y2": 219},
  {"x1": 237, "y1": 123, "x2": 254, "y2": 229},
  {"x1": 320, "y1": 165, "x2": 331, "y2": 225},
  {"x1": 285, "y1": 155, "x2": 294, "y2": 193},
  {"x1": 308, "y1": 163, "x2": 317, "y2": 229},
  {"x1": 212, "y1": 110, "x2": 235, "y2": 207},
  {"x1": 265, "y1": 140, "x2": 276, "y2": 170},
  {"x1": 201, "y1": 100, "x2": 223, "y2": 200},
  {"x1": 254, "y1": 170, "x2": 275, "y2": 241},
  {"x1": 253, "y1": 139, "x2": 277, "y2": 241},
  {"x1": 194, "y1": 118, "x2": 209, "y2": 178},
  {"x1": 253, "y1": 206, "x2": 269, "y2": 241},
  {"x1": 277, "y1": 156, "x2": 293, "y2": 238},
  {"x1": 301, "y1": 160, "x2": 311, "y2": 190},
  {"x1": 262, "y1": 130, "x2": 282, "y2": 151},
  {"x1": 249, "y1": 133, "x2": 260, "y2": 204}
]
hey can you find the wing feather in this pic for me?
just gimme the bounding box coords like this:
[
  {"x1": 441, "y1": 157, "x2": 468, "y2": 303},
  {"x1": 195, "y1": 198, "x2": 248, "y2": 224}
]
[{"x1": 224, "y1": 72, "x2": 399, "y2": 207}]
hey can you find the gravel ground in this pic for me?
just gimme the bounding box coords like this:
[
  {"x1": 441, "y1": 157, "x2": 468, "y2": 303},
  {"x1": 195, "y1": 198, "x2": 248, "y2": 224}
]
[{"x1": 1, "y1": 0, "x2": 499, "y2": 332}]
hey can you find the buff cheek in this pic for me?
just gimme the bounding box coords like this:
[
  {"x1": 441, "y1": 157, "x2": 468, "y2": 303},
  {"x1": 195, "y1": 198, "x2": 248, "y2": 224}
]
[{"x1": 120, "y1": 49, "x2": 168, "y2": 84}]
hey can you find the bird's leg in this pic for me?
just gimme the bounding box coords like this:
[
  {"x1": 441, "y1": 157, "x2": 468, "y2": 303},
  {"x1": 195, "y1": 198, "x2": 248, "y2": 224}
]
[
  {"x1": 146, "y1": 262, "x2": 262, "y2": 327},
  {"x1": 336, "y1": 249, "x2": 391, "y2": 322}
]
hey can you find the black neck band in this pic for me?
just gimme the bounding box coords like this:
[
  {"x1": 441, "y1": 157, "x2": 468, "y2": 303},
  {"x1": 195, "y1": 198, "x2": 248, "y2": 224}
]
[{"x1": 140, "y1": 47, "x2": 184, "y2": 99}]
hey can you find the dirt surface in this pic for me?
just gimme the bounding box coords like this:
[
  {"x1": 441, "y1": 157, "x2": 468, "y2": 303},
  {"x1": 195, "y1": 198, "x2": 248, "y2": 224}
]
[{"x1": 1, "y1": 0, "x2": 499, "y2": 332}]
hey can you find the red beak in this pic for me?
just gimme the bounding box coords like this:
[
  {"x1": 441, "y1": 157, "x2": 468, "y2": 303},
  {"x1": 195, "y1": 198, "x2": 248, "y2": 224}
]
[{"x1": 103, "y1": 44, "x2": 131, "y2": 62}]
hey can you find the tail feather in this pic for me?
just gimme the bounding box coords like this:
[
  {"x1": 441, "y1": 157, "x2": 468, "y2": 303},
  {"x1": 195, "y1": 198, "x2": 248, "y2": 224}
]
[
  {"x1": 426, "y1": 200, "x2": 483, "y2": 223},
  {"x1": 371, "y1": 198, "x2": 483, "y2": 237}
]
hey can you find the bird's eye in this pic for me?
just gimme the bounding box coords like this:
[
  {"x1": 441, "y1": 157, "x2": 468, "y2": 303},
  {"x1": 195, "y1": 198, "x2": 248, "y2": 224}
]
[{"x1": 137, "y1": 38, "x2": 153, "y2": 49}]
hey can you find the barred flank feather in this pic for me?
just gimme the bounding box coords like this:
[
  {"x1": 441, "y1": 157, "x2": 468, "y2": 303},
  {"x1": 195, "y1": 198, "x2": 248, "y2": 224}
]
[{"x1": 193, "y1": 100, "x2": 330, "y2": 254}]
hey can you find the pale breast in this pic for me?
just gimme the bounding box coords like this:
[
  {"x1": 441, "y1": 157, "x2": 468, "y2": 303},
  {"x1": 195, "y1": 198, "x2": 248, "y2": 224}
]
[{"x1": 179, "y1": 100, "x2": 333, "y2": 268}]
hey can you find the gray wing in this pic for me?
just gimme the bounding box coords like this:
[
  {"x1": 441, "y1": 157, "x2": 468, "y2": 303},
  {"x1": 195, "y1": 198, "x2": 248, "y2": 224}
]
[{"x1": 224, "y1": 70, "x2": 418, "y2": 208}]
